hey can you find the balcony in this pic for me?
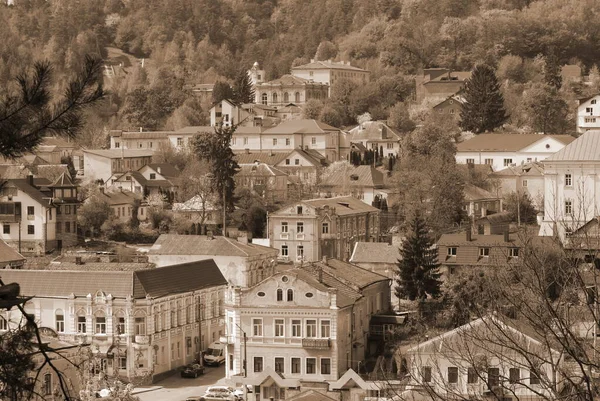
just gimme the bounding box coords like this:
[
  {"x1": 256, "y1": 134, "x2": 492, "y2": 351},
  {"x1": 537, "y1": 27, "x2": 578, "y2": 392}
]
[
  {"x1": 0, "y1": 214, "x2": 18, "y2": 223},
  {"x1": 134, "y1": 335, "x2": 149, "y2": 344},
  {"x1": 302, "y1": 338, "x2": 330, "y2": 349}
]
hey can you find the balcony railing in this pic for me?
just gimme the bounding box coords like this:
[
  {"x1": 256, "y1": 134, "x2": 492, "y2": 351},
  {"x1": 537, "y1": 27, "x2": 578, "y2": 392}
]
[{"x1": 302, "y1": 338, "x2": 330, "y2": 349}]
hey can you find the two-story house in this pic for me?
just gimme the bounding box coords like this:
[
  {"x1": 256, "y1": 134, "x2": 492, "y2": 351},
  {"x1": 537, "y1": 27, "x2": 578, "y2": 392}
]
[
  {"x1": 82, "y1": 149, "x2": 154, "y2": 183},
  {"x1": 432, "y1": 94, "x2": 464, "y2": 118},
  {"x1": 319, "y1": 165, "x2": 385, "y2": 205},
  {"x1": 224, "y1": 258, "x2": 391, "y2": 401},
  {"x1": 235, "y1": 162, "x2": 289, "y2": 202},
  {"x1": 539, "y1": 130, "x2": 600, "y2": 240},
  {"x1": 268, "y1": 196, "x2": 380, "y2": 263},
  {"x1": 255, "y1": 75, "x2": 328, "y2": 106},
  {"x1": 167, "y1": 126, "x2": 213, "y2": 151},
  {"x1": 106, "y1": 163, "x2": 179, "y2": 200},
  {"x1": 402, "y1": 315, "x2": 561, "y2": 401},
  {"x1": 95, "y1": 188, "x2": 145, "y2": 223},
  {"x1": 147, "y1": 234, "x2": 279, "y2": 288},
  {"x1": 348, "y1": 121, "x2": 402, "y2": 158},
  {"x1": 576, "y1": 94, "x2": 600, "y2": 134},
  {"x1": 491, "y1": 162, "x2": 545, "y2": 209},
  {"x1": 0, "y1": 259, "x2": 227, "y2": 382},
  {"x1": 456, "y1": 133, "x2": 576, "y2": 172}
]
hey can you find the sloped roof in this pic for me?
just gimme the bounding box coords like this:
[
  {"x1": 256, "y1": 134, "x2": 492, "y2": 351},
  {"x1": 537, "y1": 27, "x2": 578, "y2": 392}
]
[
  {"x1": 257, "y1": 74, "x2": 327, "y2": 87},
  {"x1": 173, "y1": 126, "x2": 213, "y2": 135},
  {"x1": 83, "y1": 149, "x2": 154, "y2": 159},
  {"x1": 262, "y1": 119, "x2": 339, "y2": 135},
  {"x1": 474, "y1": 211, "x2": 513, "y2": 225},
  {"x1": 148, "y1": 234, "x2": 278, "y2": 257},
  {"x1": 320, "y1": 165, "x2": 383, "y2": 188},
  {"x1": 286, "y1": 390, "x2": 337, "y2": 401},
  {"x1": 172, "y1": 195, "x2": 217, "y2": 212},
  {"x1": 491, "y1": 162, "x2": 544, "y2": 177},
  {"x1": 437, "y1": 232, "x2": 519, "y2": 247},
  {"x1": 300, "y1": 196, "x2": 379, "y2": 216},
  {"x1": 50, "y1": 172, "x2": 75, "y2": 188},
  {"x1": 427, "y1": 71, "x2": 471, "y2": 82},
  {"x1": 237, "y1": 163, "x2": 288, "y2": 177},
  {"x1": 145, "y1": 163, "x2": 180, "y2": 178},
  {"x1": 0, "y1": 259, "x2": 226, "y2": 299},
  {"x1": 545, "y1": 130, "x2": 600, "y2": 162},
  {"x1": 0, "y1": 240, "x2": 25, "y2": 265},
  {"x1": 8, "y1": 178, "x2": 52, "y2": 206},
  {"x1": 456, "y1": 133, "x2": 576, "y2": 152},
  {"x1": 40, "y1": 136, "x2": 76, "y2": 149},
  {"x1": 464, "y1": 184, "x2": 498, "y2": 201},
  {"x1": 350, "y1": 242, "x2": 401, "y2": 264},
  {"x1": 234, "y1": 152, "x2": 288, "y2": 166},
  {"x1": 292, "y1": 268, "x2": 360, "y2": 308},
  {"x1": 98, "y1": 189, "x2": 140, "y2": 205},
  {"x1": 120, "y1": 131, "x2": 170, "y2": 140},
  {"x1": 349, "y1": 121, "x2": 402, "y2": 142},
  {"x1": 292, "y1": 60, "x2": 368, "y2": 72},
  {"x1": 312, "y1": 258, "x2": 389, "y2": 290}
]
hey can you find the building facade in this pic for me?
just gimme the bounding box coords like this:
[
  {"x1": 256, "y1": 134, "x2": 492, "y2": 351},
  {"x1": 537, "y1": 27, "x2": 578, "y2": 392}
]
[
  {"x1": 268, "y1": 196, "x2": 380, "y2": 263},
  {"x1": 576, "y1": 94, "x2": 600, "y2": 134},
  {"x1": 82, "y1": 149, "x2": 154, "y2": 183},
  {"x1": 255, "y1": 75, "x2": 328, "y2": 106},
  {"x1": 348, "y1": 121, "x2": 402, "y2": 158},
  {"x1": 291, "y1": 60, "x2": 370, "y2": 95}
]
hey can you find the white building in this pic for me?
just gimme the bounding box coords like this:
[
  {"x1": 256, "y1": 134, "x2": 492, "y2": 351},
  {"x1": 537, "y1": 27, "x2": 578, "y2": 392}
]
[
  {"x1": 576, "y1": 94, "x2": 600, "y2": 134},
  {"x1": 491, "y1": 162, "x2": 545, "y2": 209},
  {"x1": 456, "y1": 133, "x2": 575, "y2": 172},
  {"x1": 348, "y1": 121, "x2": 402, "y2": 158},
  {"x1": 291, "y1": 60, "x2": 369, "y2": 95},
  {"x1": 82, "y1": 149, "x2": 154, "y2": 183},
  {"x1": 539, "y1": 130, "x2": 600, "y2": 240}
]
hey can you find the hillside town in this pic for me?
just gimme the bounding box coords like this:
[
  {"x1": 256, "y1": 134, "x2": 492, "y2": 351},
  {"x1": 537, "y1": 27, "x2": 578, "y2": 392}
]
[{"x1": 2, "y1": 1, "x2": 600, "y2": 401}]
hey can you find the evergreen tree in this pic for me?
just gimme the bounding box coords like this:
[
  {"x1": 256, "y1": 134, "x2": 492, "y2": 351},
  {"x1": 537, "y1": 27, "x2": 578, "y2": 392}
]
[
  {"x1": 459, "y1": 64, "x2": 508, "y2": 134},
  {"x1": 212, "y1": 81, "x2": 234, "y2": 104},
  {"x1": 233, "y1": 69, "x2": 255, "y2": 104},
  {"x1": 543, "y1": 51, "x2": 563, "y2": 90},
  {"x1": 395, "y1": 213, "x2": 442, "y2": 301}
]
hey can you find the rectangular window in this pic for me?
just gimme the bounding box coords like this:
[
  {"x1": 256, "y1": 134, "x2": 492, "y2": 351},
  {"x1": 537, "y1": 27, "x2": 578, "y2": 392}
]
[
  {"x1": 43, "y1": 373, "x2": 52, "y2": 395},
  {"x1": 244, "y1": 137, "x2": 248, "y2": 145},
  {"x1": 286, "y1": 138, "x2": 290, "y2": 146},
  {"x1": 117, "y1": 317, "x2": 125, "y2": 334},
  {"x1": 387, "y1": 143, "x2": 394, "y2": 149},
  {"x1": 422, "y1": 366, "x2": 432, "y2": 383},
  {"x1": 468, "y1": 367, "x2": 478, "y2": 384},
  {"x1": 274, "y1": 319, "x2": 284, "y2": 337},
  {"x1": 509, "y1": 368, "x2": 520, "y2": 384},
  {"x1": 503, "y1": 158, "x2": 513, "y2": 167},
  {"x1": 586, "y1": 107, "x2": 593, "y2": 113},
  {"x1": 565, "y1": 173, "x2": 572, "y2": 186},
  {"x1": 295, "y1": 159, "x2": 300, "y2": 165},
  {"x1": 322, "y1": 222, "x2": 329, "y2": 234},
  {"x1": 281, "y1": 222, "x2": 288, "y2": 232},
  {"x1": 320, "y1": 320, "x2": 331, "y2": 338},
  {"x1": 2, "y1": 225, "x2": 9, "y2": 234},
  {"x1": 285, "y1": 159, "x2": 290, "y2": 165},
  {"x1": 253, "y1": 357, "x2": 263, "y2": 372},
  {"x1": 488, "y1": 368, "x2": 500, "y2": 387},
  {"x1": 565, "y1": 200, "x2": 573, "y2": 215},
  {"x1": 56, "y1": 313, "x2": 64, "y2": 333},
  {"x1": 291, "y1": 319, "x2": 301, "y2": 337},
  {"x1": 522, "y1": 179, "x2": 528, "y2": 187},
  {"x1": 65, "y1": 222, "x2": 70, "y2": 233},
  {"x1": 466, "y1": 158, "x2": 475, "y2": 164},
  {"x1": 65, "y1": 205, "x2": 71, "y2": 214},
  {"x1": 27, "y1": 225, "x2": 35, "y2": 235},
  {"x1": 529, "y1": 369, "x2": 540, "y2": 385},
  {"x1": 447, "y1": 247, "x2": 457, "y2": 256},
  {"x1": 118, "y1": 356, "x2": 127, "y2": 369},
  {"x1": 149, "y1": 173, "x2": 156, "y2": 180},
  {"x1": 306, "y1": 319, "x2": 317, "y2": 338},
  {"x1": 297, "y1": 245, "x2": 304, "y2": 258},
  {"x1": 311, "y1": 137, "x2": 316, "y2": 145},
  {"x1": 484, "y1": 158, "x2": 493, "y2": 165},
  {"x1": 509, "y1": 248, "x2": 519, "y2": 258},
  {"x1": 320, "y1": 358, "x2": 331, "y2": 374},
  {"x1": 306, "y1": 358, "x2": 316, "y2": 374},
  {"x1": 448, "y1": 366, "x2": 459, "y2": 383},
  {"x1": 135, "y1": 317, "x2": 146, "y2": 335},
  {"x1": 297, "y1": 222, "x2": 304, "y2": 233},
  {"x1": 177, "y1": 138, "x2": 183, "y2": 146},
  {"x1": 27, "y1": 206, "x2": 34, "y2": 216},
  {"x1": 231, "y1": 137, "x2": 237, "y2": 145},
  {"x1": 275, "y1": 357, "x2": 284, "y2": 374},
  {"x1": 77, "y1": 316, "x2": 86, "y2": 333},
  {"x1": 479, "y1": 247, "x2": 490, "y2": 257},
  {"x1": 291, "y1": 357, "x2": 301, "y2": 374},
  {"x1": 297, "y1": 206, "x2": 303, "y2": 214},
  {"x1": 95, "y1": 317, "x2": 106, "y2": 334},
  {"x1": 253, "y1": 318, "x2": 263, "y2": 336},
  {"x1": 273, "y1": 138, "x2": 277, "y2": 146},
  {"x1": 281, "y1": 245, "x2": 288, "y2": 257}
]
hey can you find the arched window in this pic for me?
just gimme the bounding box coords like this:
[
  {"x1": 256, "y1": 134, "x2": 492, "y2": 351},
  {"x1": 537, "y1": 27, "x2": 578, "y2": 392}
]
[
  {"x1": 76, "y1": 309, "x2": 87, "y2": 333},
  {"x1": 134, "y1": 310, "x2": 146, "y2": 335},
  {"x1": 55, "y1": 309, "x2": 64, "y2": 333},
  {"x1": 276, "y1": 288, "x2": 283, "y2": 302},
  {"x1": 261, "y1": 93, "x2": 268, "y2": 105},
  {"x1": 287, "y1": 289, "x2": 294, "y2": 302},
  {"x1": 284, "y1": 92, "x2": 289, "y2": 103},
  {"x1": 295, "y1": 92, "x2": 300, "y2": 103},
  {"x1": 272, "y1": 93, "x2": 278, "y2": 104}
]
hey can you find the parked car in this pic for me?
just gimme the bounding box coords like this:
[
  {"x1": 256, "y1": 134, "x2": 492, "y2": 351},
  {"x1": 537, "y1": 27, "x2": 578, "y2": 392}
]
[
  {"x1": 203, "y1": 386, "x2": 241, "y2": 400},
  {"x1": 181, "y1": 363, "x2": 205, "y2": 378}
]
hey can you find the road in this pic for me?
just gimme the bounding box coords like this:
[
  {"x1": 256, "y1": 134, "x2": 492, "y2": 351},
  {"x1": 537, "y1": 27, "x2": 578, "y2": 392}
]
[{"x1": 137, "y1": 365, "x2": 228, "y2": 401}]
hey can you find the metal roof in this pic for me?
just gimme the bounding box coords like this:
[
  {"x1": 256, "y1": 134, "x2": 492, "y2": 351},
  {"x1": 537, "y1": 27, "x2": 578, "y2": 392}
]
[{"x1": 545, "y1": 130, "x2": 600, "y2": 161}]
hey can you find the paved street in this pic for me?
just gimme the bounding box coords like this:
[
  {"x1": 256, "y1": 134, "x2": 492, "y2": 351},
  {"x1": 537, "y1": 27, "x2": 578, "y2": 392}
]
[{"x1": 137, "y1": 365, "x2": 227, "y2": 401}]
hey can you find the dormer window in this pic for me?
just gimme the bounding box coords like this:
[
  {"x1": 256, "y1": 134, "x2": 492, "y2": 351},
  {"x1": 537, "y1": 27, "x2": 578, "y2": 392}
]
[
  {"x1": 150, "y1": 173, "x2": 156, "y2": 180},
  {"x1": 592, "y1": 100, "x2": 597, "y2": 105},
  {"x1": 479, "y1": 248, "x2": 490, "y2": 258}
]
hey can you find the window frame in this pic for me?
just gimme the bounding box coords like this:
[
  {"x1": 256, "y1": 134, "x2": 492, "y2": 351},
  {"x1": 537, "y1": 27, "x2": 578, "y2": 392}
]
[
  {"x1": 252, "y1": 318, "x2": 263, "y2": 337},
  {"x1": 274, "y1": 319, "x2": 284, "y2": 337},
  {"x1": 306, "y1": 357, "x2": 316, "y2": 374},
  {"x1": 565, "y1": 173, "x2": 572, "y2": 186},
  {"x1": 253, "y1": 356, "x2": 264, "y2": 373}
]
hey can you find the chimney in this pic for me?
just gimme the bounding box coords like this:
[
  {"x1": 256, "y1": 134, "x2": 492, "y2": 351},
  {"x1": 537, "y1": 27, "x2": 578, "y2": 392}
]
[
  {"x1": 27, "y1": 174, "x2": 34, "y2": 187},
  {"x1": 466, "y1": 230, "x2": 472, "y2": 242},
  {"x1": 310, "y1": 59, "x2": 315, "y2": 63},
  {"x1": 157, "y1": 166, "x2": 162, "y2": 174},
  {"x1": 139, "y1": 127, "x2": 143, "y2": 132},
  {"x1": 504, "y1": 230, "x2": 510, "y2": 243}
]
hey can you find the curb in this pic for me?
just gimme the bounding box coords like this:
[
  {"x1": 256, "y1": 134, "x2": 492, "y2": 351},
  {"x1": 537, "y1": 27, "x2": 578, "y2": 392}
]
[{"x1": 131, "y1": 386, "x2": 164, "y2": 395}]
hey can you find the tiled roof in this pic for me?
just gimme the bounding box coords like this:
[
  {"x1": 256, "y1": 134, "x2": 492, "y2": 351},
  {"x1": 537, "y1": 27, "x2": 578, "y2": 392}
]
[
  {"x1": 545, "y1": 130, "x2": 600, "y2": 161},
  {"x1": 234, "y1": 152, "x2": 289, "y2": 166},
  {"x1": 172, "y1": 195, "x2": 217, "y2": 212},
  {"x1": 83, "y1": 149, "x2": 154, "y2": 159},
  {"x1": 350, "y1": 242, "x2": 401, "y2": 264},
  {"x1": 174, "y1": 126, "x2": 213, "y2": 134},
  {"x1": 237, "y1": 163, "x2": 288, "y2": 177},
  {"x1": 40, "y1": 136, "x2": 76, "y2": 148},
  {"x1": 312, "y1": 258, "x2": 389, "y2": 290},
  {"x1": 300, "y1": 196, "x2": 379, "y2": 216},
  {"x1": 456, "y1": 133, "x2": 576, "y2": 152},
  {"x1": 257, "y1": 74, "x2": 327, "y2": 87},
  {"x1": 292, "y1": 268, "x2": 360, "y2": 308},
  {"x1": 292, "y1": 61, "x2": 368, "y2": 72},
  {"x1": 262, "y1": 119, "x2": 338, "y2": 135},
  {"x1": 427, "y1": 71, "x2": 471, "y2": 82},
  {"x1": 0, "y1": 240, "x2": 25, "y2": 265},
  {"x1": 464, "y1": 184, "x2": 498, "y2": 201},
  {"x1": 148, "y1": 234, "x2": 278, "y2": 257},
  {"x1": 98, "y1": 189, "x2": 140, "y2": 205},
  {"x1": 320, "y1": 165, "x2": 383, "y2": 188},
  {"x1": 8, "y1": 179, "x2": 52, "y2": 206},
  {"x1": 40, "y1": 261, "x2": 154, "y2": 271},
  {"x1": 349, "y1": 121, "x2": 402, "y2": 142},
  {"x1": 474, "y1": 211, "x2": 513, "y2": 225},
  {"x1": 437, "y1": 232, "x2": 519, "y2": 247},
  {"x1": 491, "y1": 162, "x2": 544, "y2": 177},
  {"x1": 50, "y1": 172, "x2": 75, "y2": 187},
  {"x1": 120, "y1": 131, "x2": 170, "y2": 139},
  {"x1": 145, "y1": 163, "x2": 180, "y2": 178}
]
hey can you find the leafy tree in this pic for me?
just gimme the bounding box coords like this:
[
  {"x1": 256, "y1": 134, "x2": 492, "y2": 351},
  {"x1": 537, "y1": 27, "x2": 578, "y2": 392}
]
[
  {"x1": 543, "y1": 51, "x2": 563, "y2": 90},
  {"x1": 193, "y1": 124, "x2": 239, "y2": 233},
  {"x1": 232, "y1": 69, "x2": 255, "y2": 104},
  {"x1": 77, "y1": 190, "x2": 112, "y2": 237},
  {"x1": 303, "y1": 99, "x2": 324, "y2": 119},
  {"x1": 387, "y1": 102, "x2": 416, "y2": 133},
  {"x1": 318, "y1": 105, "x2": 343, "y2": 128},
  {"x1": 212, "y1": 80, "x2": 234, "y2": 104},
  {"x1": 503, "y1": 191, "x2": 538, "y2": 225},
  {"x1": 523, "y1": 83, "x2": 570, "y2": 134},
  {"x1": 0, "y1": 55, "x2": 103, "y2": 159},
  {"x1": 459, "y1": 64, "x2": 509, "y2": 134},
  {"x1": 314, "y1": 40, "x2": 338, "y2": 61},
  {"x1": 395, "y1": 213, "x2": 442, "y2": 302},
  {"x1": 176, "y1": 158, "x2": 217, "y2": 226}
]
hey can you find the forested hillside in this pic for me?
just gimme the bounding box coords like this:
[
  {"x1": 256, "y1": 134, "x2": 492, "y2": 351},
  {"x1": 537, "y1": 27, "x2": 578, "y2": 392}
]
[{"x1": 2, "y1": 0, "x2": 600, "y2": 137}]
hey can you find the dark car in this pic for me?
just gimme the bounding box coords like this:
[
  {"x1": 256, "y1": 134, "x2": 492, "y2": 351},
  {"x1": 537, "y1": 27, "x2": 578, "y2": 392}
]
[{"x1": 181, "y1": 363, "x2": 205, "y2": 378}]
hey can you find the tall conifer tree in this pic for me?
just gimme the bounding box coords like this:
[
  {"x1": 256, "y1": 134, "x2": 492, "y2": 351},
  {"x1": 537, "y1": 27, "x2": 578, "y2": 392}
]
[
  {"x1": 233, "y1": 70, "x2": 255, "y2": 105},
  {"x1": 395, "y1": 213, "x2": 442, "y2": 301},
  {"x1": 459, "y1": 64, "x2": 508, "y2": 134}
]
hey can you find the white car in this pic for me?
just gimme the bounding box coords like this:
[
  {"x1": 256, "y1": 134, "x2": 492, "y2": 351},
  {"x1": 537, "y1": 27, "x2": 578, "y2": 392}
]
[{"x1": 203, "y1": 386, "x2": 241, "y2": 401}]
